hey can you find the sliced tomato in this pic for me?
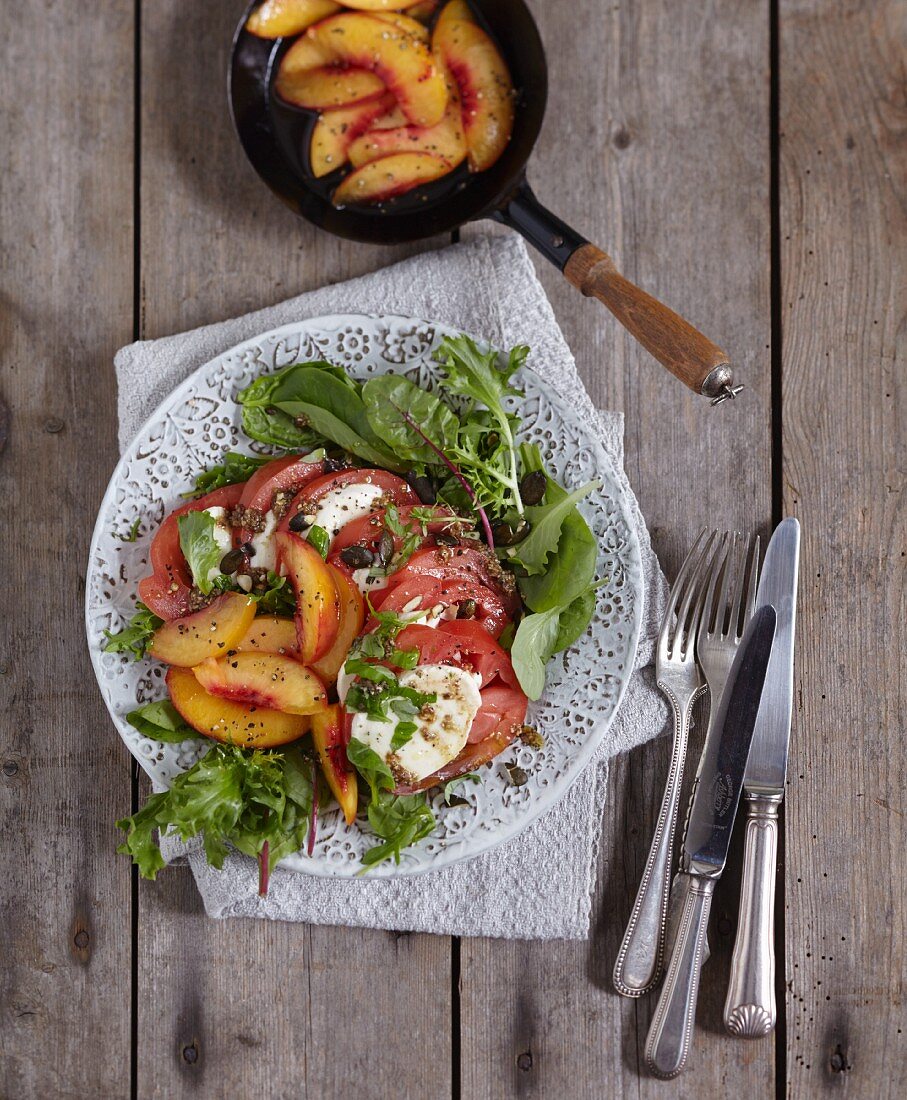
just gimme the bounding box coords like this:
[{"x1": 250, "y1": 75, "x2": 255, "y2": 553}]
[
  {"x1": 465, "y1": 684, "x2": 528, "y2": 744},
  {"x1": 138, "y1": 483, "x2": 244, "y2": 620},
  {"x1": 277, "y1": 468, "x2": 419, "y2": 538},
  {"x1": 369, "y1": 574, "x2": 510, "y2": 637},
  {"x1": 394, "y1": 722, "x2": 521, "y2": 794},
  {"x1": 236, "y1": 454, "x2": 325, "y2": 545},
  {"x1": 327, "y1": 503, "x2": 458, "y2": 574},
  {"x1": 383, "y1": 544, "x2": 520, "y2": 616},
  {"x1": 431, "y1": 618, "x2": 520, "y2": 690}
]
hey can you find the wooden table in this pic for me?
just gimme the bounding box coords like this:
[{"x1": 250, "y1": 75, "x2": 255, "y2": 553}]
[{"x1": 2, "y1": 1, "x2": 903, "y2": 1096}]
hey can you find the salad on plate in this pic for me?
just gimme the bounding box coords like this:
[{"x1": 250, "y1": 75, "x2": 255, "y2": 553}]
[{"x1": 105, "y1": 333, "x2": 603, "y2": 889}]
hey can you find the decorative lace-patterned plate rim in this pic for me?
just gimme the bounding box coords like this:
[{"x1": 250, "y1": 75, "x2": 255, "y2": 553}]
[{"x1": 86, "y1": 314, "x2": 643, "y2": 878}]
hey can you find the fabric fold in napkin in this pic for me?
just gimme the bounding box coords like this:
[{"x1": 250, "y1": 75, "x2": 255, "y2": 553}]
[{"x1": 114, "y1": 233, "x2": 668, "y2": 939}]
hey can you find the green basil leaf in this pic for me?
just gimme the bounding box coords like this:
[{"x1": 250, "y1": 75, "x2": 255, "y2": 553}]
[
  {"x1": 191, "y1": 452, "x2": 272, "y2": 494},
  {"x1": 390, "y1": 720, "x2": 417, "y2": 752},
  {"x1": 346, "y1": 737, "x2": 395, "y2": 796},
  {"x1": 177, "y1": 510, "x2": 224, "y2": 595},
  {"x1": 306, "y1": 524, "x2": 330, "y2": 559},
  {"x1": 362, "y1": 374, "x2": 459, "y2": 463}
]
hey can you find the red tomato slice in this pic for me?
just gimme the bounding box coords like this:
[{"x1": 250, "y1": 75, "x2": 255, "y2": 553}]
[
  {"x1": 327, "y1": 504, "x2": 458, "y2": 574},
  {"x1": 394, "y1": 721, "x2": 522, "y2": 794},
  {"x1": 236, "y1": 454, "x2": 325, "y2": 544},
  {"x1": 369, "y1": 575, "x2": 510, "y2": 637},
  {"x1": 139, "y1": 483, "x2": 244, "y2": 620},
  {"x1": 383, "y1": 544, "x2": 521, "y2": 617},
  {"x1": 277, "y1": 468, "x2": 419, "y2": 538},
  {"x1": 431, "y1": 618, "x2": 520, "y2": 690},
  {"x1": 466, "y1": 684, "x2": 528, "y2": 744}
]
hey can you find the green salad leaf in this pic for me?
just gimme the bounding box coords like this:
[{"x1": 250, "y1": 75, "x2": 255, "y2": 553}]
[
  {"x1": 189, "y1": 452, "x2": 272, "y2": 494},
  {"x1": 503, "y1": 480, "x2": 600, "y2": 577},
  {"x1": 126, "y1": 700, "x2": 200, "y2": 743},
  {"x1": 103, "y1": 603, "x2": 163, "y2": 660},
  {"x1": 510, "y1": 606, "x2": 563, "y2": 700},
  {"x1": 362, "y1": 374, "x2": 459, "y2": 463},
  {"x1": 117, "y1": 744, "x2": 314, "y2": 892},
  {"x1": 306, "y1": 524, "x2": 330, "y2": 559},
  {"x1": 238, "y1": 372, "x2": 325, "y2": 450},
  {"x1": 177, "y1": 510, "x2": 224, "y2": 595}
]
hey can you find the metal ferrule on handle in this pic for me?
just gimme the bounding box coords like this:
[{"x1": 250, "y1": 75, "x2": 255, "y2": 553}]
[
  {"x1": 724, "y1": 793, "x2": 782, "y2": 1037},
  {"x1": 644, "y1": 872, "x2": 716, "y2": 1079},
  {"x1": 613, "y1": 690, "x2": 700, "y2": 996}
]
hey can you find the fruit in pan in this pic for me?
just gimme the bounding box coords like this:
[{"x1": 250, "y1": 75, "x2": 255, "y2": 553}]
[
  {"x1": 166, "y1": 667, "x2": 309, "y2": 748},
  {"x1": 369, "y1": 12, "x2": 430, "y2": 41},
  {"x1": 332, "y1": 152, "x2": 450, "y2": 205},
  {"x1": 307, "y1": 13, "x2": 447, "y2": 126},
  {"x1": 340, "y1": 0, "x2": 426, "y2": 10},
  {"x1": 309, "y1": 93, "x2": 397, "y2": 177},
  {"x1": 193, "y1": 653, "x2": 327, "y2": 716},
  {"x1": 275, "y1": 64, "x2": 387, "y2": 111},
  {"x1": 433, "y1": 14, "x2": 514, "y2": 171},
  {"x1": 278, "y1": 34, "x2": 337, "y2": 76},
  {"x1": 233, "y1": 615, "x2": 300, "y2": 657},
  {"x1": 434, "y1": 0, "x2": 471, "y2": 29},
  {"x1": 310, "y1": 704, "x2": 358, "y2": 825},
  {"x1": 408, "y1": 0, "x2": 440, "y2": 22},
  {"x1": 311, "y1": 567, "x2": 366, "y2": 684},
  {"x1": 276, "y1": 531, "x2": 341, "y2": 663},
  {"x1": 246, "y1": 0, "x2": 340, "y2": 39},
  {"x1": 347, "y1": 74, "x2": 466, "y2": 168},
  {"x1": 370, "y1": 105, "x2": 408, "y2": 129},
  {"x1": 147, "y1": 593, "x2": 257, "y2": 667}
]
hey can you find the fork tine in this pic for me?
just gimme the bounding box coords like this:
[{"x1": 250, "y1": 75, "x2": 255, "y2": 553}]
[
  {"x1": 698, "y1": 531, "x2": 731, "y2": 642},
  {"x1": 744, "y1": 534, "x2": 761, "y2": 620},
  {"x1": 658, "y1": 529, "x2": 711, "y2": 652},
  {"x1": 670, "y1": 532, "x2": 720, "y2": 659},
  {"x1": 715, "y1": 531, "x2": 742, "y2": 637},
  {"x1": 729, "y1": 532, "x2": 756, "y2": 640}
]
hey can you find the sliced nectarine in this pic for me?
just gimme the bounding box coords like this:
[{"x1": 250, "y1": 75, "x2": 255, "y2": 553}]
[
  {"x1": 434, "y1": 0, "x2": 472, "y2": 29},
  {"x1": 276, "y1": 531, "x2": 340, "y2": 664},
  {"x1": 193, "y1": 653, "x2": 327, "y2": 716},
  {"x1": 341, "y1": 0, "x2": 424, "y2": 9},
  {"x1": 278, "y1": 34, "x2": 337, "y2": 77},
  {"x1": 308, "y1": 13, "x2": 447, "y2": 126},
  {"x1": 246, "y1": 0, "x2": 340, "y2": 39},
  {"x1": 275, "y1": 64, "x2": 387, "y2": 110},
  {"x1": 332, "y1": 151, "x2": 450, "y2": 205},
  {"x1": 233, "y1": 615, "x2": 300, "y2": 657},
  {"x1": 167, "y1": 666, "x2": 309, "y2": 748},
  {"x1": 369, "y1": 12, "x2": 430, "y2": 41},
  {"x1": 311, "y1": 567, "x2": 366, "y2": 684},
  {"x1": 310, "y1": 704, "x2": 358, "y2": 825},
  {"x1": 433, "y1": 16, "x2": 514, "y2": 171},
  {"x1": 148, "y1": 593, "x2": 256, "y2": 668},
  {"x1": 348, "y1": 73, "x2": 465, "y2": 167},
  {"x1": 310, "y1": 93, "x2": 397, "y2": 177},
  {"x1": 371, "y1": 104, "x2": 408, "y2": 129},
  {"x1": 408, "y1": 0, "x2": 441, "y2": 22}
]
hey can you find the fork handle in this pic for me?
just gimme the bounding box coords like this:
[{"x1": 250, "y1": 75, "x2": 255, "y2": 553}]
[
  {"x1": 724, "y1": 793, "x2": 781, "y2": 1038},
  {"x1": 613, "y1": 688, "x2": 700, "y2": 996}
]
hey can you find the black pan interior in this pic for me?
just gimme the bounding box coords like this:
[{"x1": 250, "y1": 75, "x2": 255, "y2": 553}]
[{"x1": 229, "y1": 0, "x2": 548, "y2": 243}]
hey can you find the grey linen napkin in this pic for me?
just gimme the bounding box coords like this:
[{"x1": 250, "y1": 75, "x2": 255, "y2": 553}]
[{"x1": 115, "y1": 234, "x2": 668, "y2": 939}]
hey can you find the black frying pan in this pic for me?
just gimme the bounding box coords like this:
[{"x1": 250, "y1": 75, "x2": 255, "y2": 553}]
[{"x1": 229, "y1": 0, "x2": 740, "y2": 403}]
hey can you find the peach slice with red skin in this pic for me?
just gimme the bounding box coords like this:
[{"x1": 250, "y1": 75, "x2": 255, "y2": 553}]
[
  {"x1": 233, "y1": 615, "x2": 299, "y2": 657},
  {"x1": 311, "y1": 566, "x2": 366, "y2": 684},
  {"x1": 434, "y1": 0, "x2": 471, "y2": 29},
  {"x1": 332, "y1": 151, "x2": 450, "y2": 205},
  {"x1": 193, "y1": 653, "x2": 327, "y2": 716},
  {"x1": 246, "y1": 0, "x2": 340, "y2": 39},
  {"x1": 310, "y1": 704, "x2": 358, "y2": 824},
  {"x1": 276, "y1": 531, "x2": 341, "y2": 664},
  {"x1": 369, "y1": 12, "x2": 430, "y2": 41},
  {"x1": 348, "y1": 67, "x2": 465, "y2": 168},
  {"x1": 307, "y1": 13, "x2": 447, "y2": 126},
  {"x1": 310, "y1": 93, "x2": 397, "y2": 177},
  {"x1": 148, "y1": 593, "x2": 256, "y2": 668},
  {"x1": 275, "y1": 65, "x2": 387, "y2": 111},
  {"x1": 432, "y1": 15, "x2": 514, "y2": 171},
  {"x1": 278, "y1": 34, "x2": 337, "y2": 77},
  {"x1": 408, "y1": 0, "x2": 441, "y2": 22},
  {"x1": 340, "y1": 0, "x2": 425, "y2": 9},
  {"x1": 167, "y1": 666, "x2": 309, "y2": 749}
]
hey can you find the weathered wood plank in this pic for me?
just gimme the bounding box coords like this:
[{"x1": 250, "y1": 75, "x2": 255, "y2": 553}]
[
  {"x1": 459, "y1": 0, "x2": 774, "y2": 1094},
  {"x1": 780, "y1": 0, "x2": 906, "y2": 1094},
  {"x1": 134, "y1": 3, "x2": 451, "y2": 1096},
  {"x1": 0, "y1": 1, "x2": 134, "y2": 1096}
]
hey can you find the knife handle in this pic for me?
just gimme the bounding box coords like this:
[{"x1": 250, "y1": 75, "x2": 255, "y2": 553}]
[
  {"x1": 724, "y1": 793, "x2": 781, "y2": 1037},
  {"x1": 644, "y1": 873, "x2": 715, "y2": 1079}
]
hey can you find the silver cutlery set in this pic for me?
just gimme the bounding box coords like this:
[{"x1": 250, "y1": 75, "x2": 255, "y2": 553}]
[{"x1": 614, "y1": 519, "x2": 800, "y2": 1078}]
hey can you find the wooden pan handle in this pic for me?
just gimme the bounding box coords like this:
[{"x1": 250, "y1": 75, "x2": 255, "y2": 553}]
[{"x1": 564, "y1": 244, "x2": 736, "y2": 399}]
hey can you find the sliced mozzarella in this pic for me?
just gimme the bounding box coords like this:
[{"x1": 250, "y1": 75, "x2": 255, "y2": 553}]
[
  {"x1": 204, "y1": 506, "x2": 234, "y2": 584},
  {"x1": 248, "y1": 509, "x2": 279, "y2": 572},
  {"x1": 310, "y1": 482, "x2": 386, "y2": 542},
  {"x1": 350, "y1": 664, "x2": 482, "y2": 783},
  {"x1": 350, "y1": 567, "x2": 391, "y2": 597}
]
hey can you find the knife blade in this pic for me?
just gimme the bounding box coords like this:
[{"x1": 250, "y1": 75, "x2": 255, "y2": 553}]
[
  {"x1": 645, "y1": 604, "x2": 776, "y2": 1079},
  {"x1": 725, "y1": 517, "x2": 800, "y2": 1038}
]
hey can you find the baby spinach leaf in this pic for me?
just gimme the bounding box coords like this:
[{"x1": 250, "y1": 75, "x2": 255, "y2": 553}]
[
  {"x1": 362, "y1": 374, "x2": 459, "y2": 463},
  {"x1": 503, "y1": 481, "x2": 599, "y2": 577},
  {"x1": 177, "y1": 510, "x2": 223, "y2": 595},
  {"x1": 126, "y1": 700, "x2": 201, "y2": 744},
  {"x1": 510, "y1": 606, "x2": 563, "y2": 700}
]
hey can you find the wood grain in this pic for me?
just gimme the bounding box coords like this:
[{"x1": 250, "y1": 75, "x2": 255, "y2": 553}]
[
  {"x1": 135, "y1": 3, "x2": 450, "y2": 1097},
  {"x1": 0, "y1": 1, "x2": 134, "y2": 1096},
  {"x1": 779, "y1": 0, "x2": 906, "y2": 1094},
  {"x1": 460, "y1": 0, "x2": 774, "y2": 1094}
]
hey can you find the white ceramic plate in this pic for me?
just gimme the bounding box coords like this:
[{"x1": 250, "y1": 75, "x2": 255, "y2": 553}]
[{"x1": 86, "y1": 314, "x2": 643, "y2": 877}]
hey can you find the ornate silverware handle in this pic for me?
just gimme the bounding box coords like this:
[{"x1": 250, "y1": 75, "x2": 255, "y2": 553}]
[
  {"x1": 724, "y1": 793, "x2": 781, "y2": 1037},
  {"x1": 644, "y1": 872, "x2": 715, "y2": 1078},
  {"x1": 613, "y1": 690, "x2": 698, "y2": 996}
]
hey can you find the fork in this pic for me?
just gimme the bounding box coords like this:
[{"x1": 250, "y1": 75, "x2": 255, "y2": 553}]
[
  {"x1": 613, "y1": 529, "x2": 719, "y2": 997},
  {"x1": 642, "y1": 530, "x2": 760, "y2": 1076}
]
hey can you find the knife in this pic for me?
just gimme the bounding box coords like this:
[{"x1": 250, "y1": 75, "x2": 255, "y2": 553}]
[
  {"x1": 724, "y1": 517, "x2": 800, "y2": 1038},
  {"x1": 644, "y1": 604, "x2": 777, "y2": 1079}
]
